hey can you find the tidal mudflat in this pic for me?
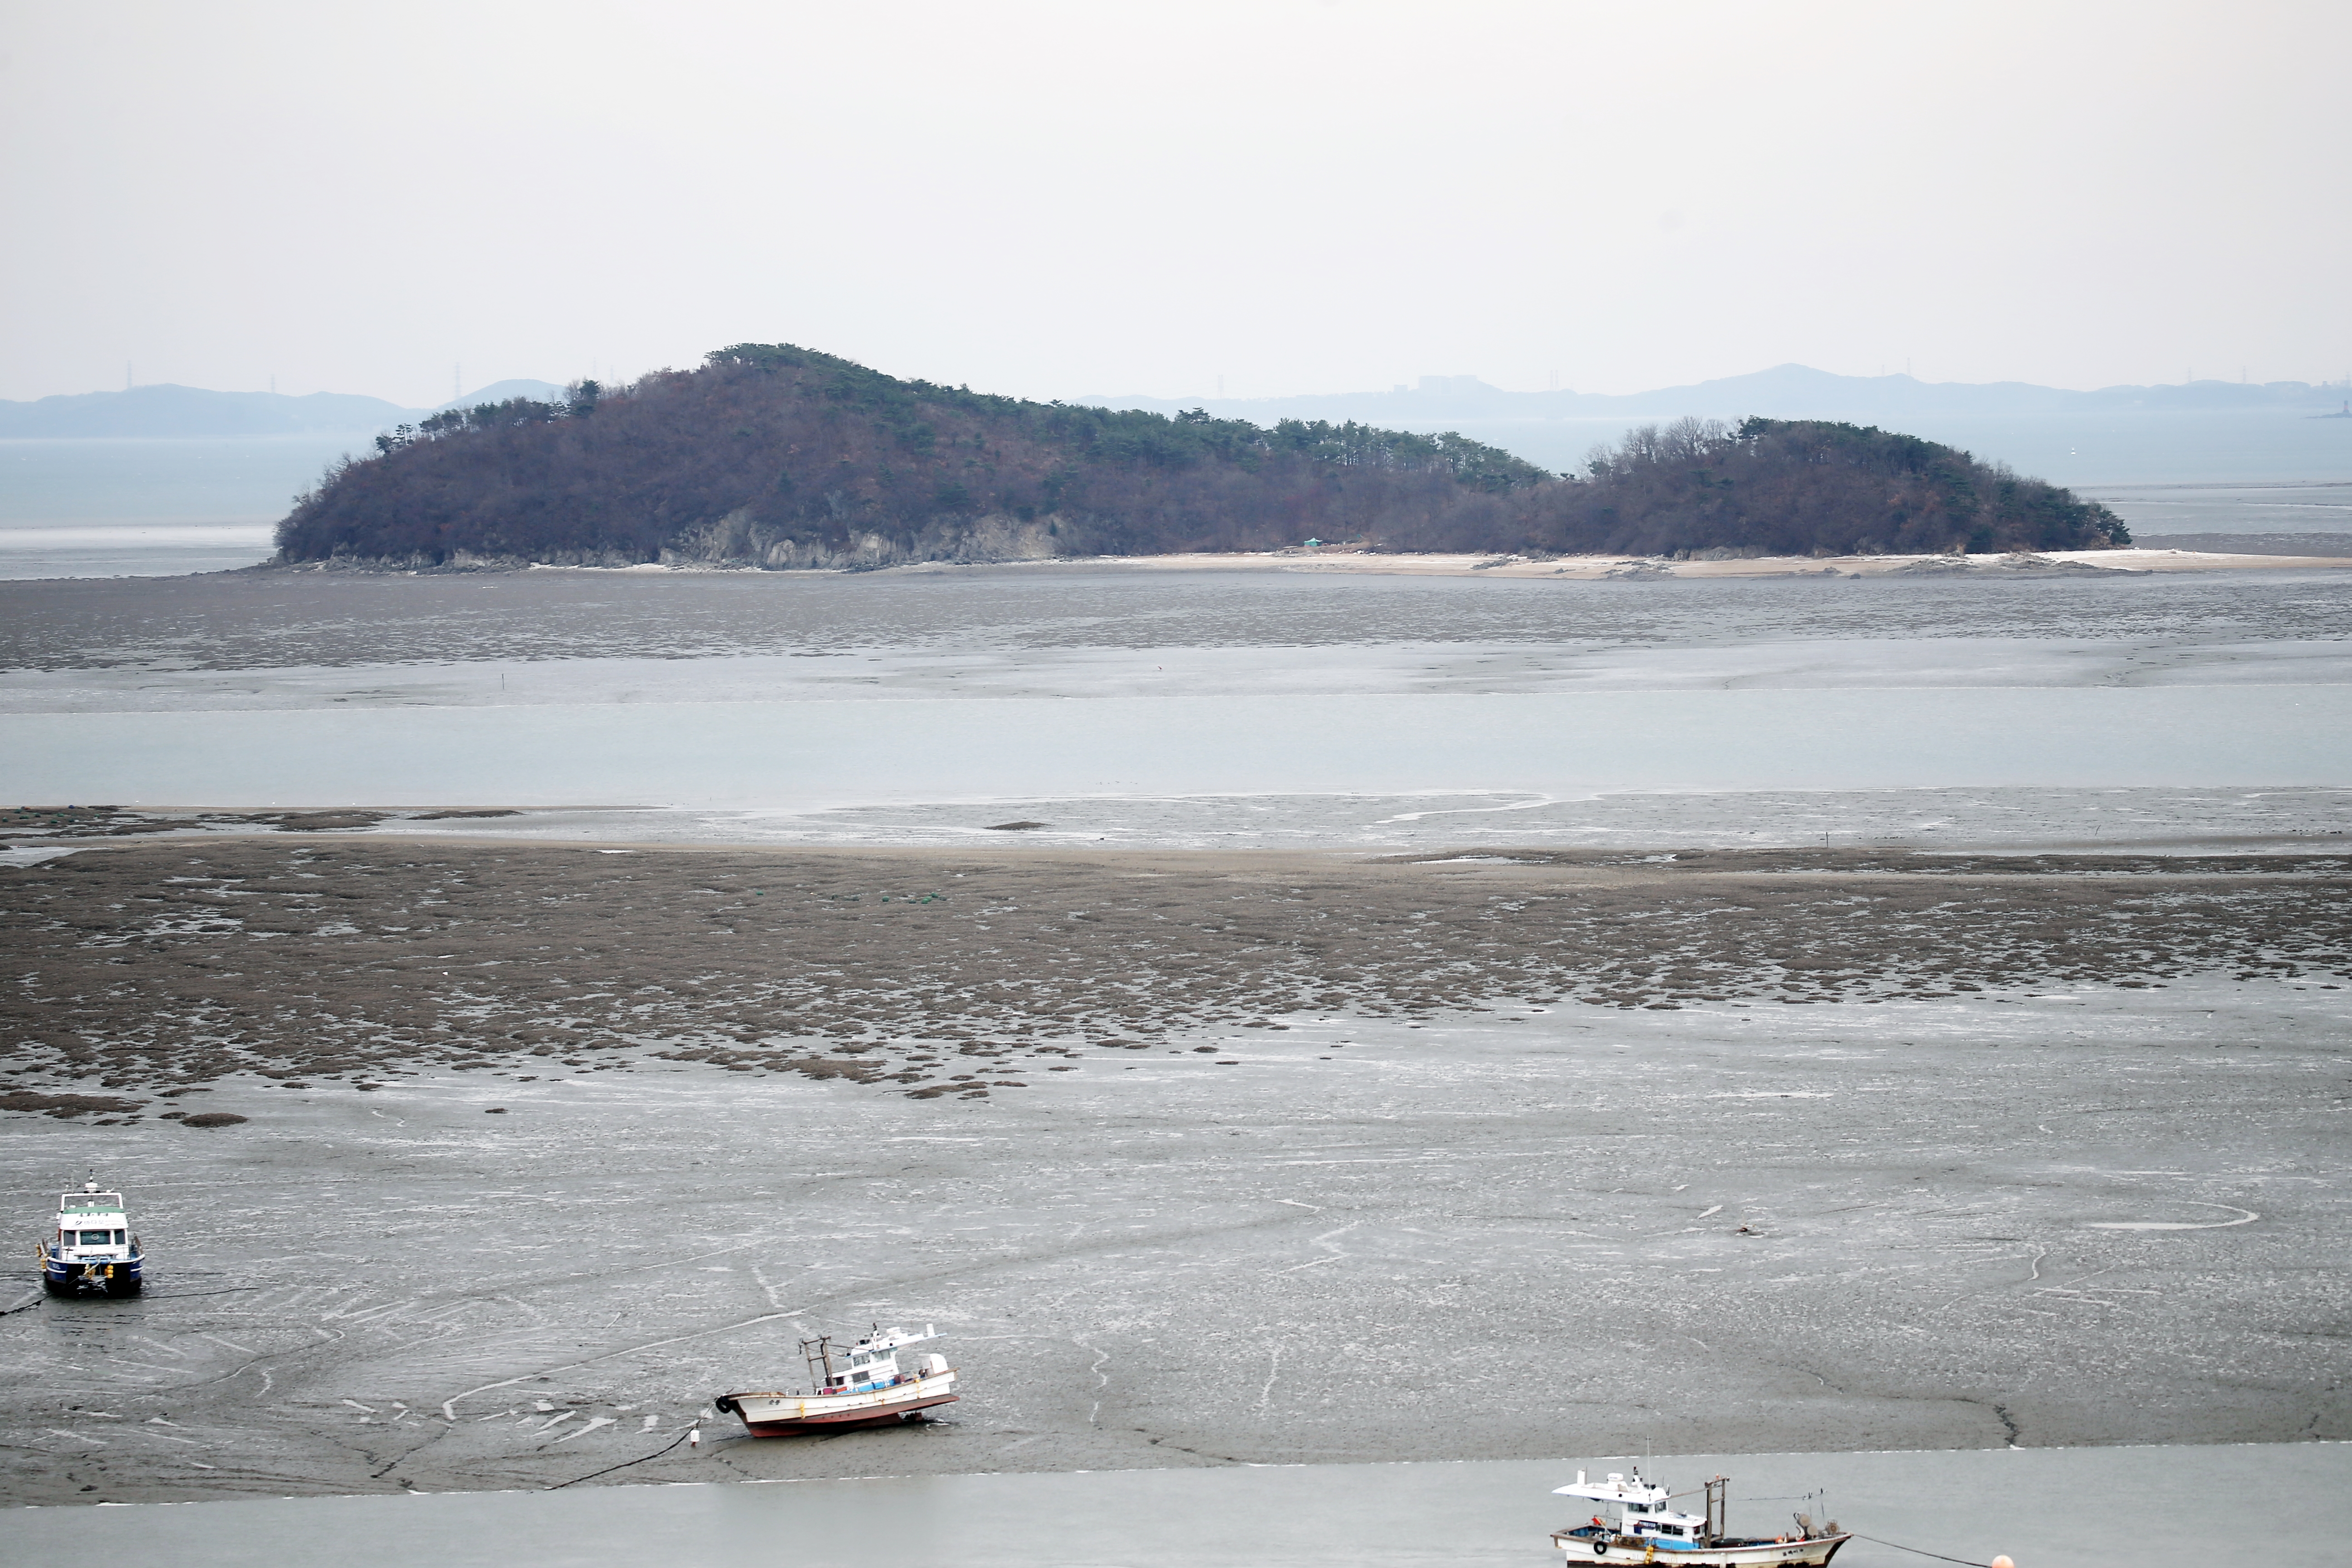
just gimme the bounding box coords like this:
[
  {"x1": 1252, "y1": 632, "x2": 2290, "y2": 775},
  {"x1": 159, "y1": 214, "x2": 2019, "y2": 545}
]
[
  {"x1": 2, "y1": 564, "x2": 2347, "y2": 1514},
  {"x1": 1, "y1": 840, "x2": 2346, "y2": 1504},
  {"x1": 8, "y1": 557, "x2": 2351, "y2": 674},
  {"x1": 0, "y1": 977, "x2": 2343, "y2": 1506},
  {"x1": 7, "y1": 840, "x2": 2352, "y2": 1094}
]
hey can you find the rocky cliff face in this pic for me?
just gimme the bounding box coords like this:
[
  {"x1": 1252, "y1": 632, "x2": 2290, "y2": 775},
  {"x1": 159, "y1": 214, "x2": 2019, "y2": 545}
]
[
  {"x1": 274, "y1": 509, "x2": 1073, "y2": 574},
  {"x1": 657, "y1": 508, "x2": 1066, "y2": 570}
]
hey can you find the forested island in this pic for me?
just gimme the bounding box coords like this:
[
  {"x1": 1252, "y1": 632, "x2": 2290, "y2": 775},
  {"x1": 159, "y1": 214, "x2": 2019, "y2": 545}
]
[{"x1": 272, "y1": 343, "x2": 2129, "y2": 569}]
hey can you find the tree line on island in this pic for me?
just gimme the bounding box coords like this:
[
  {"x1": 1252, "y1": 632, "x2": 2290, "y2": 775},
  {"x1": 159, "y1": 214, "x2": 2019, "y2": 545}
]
[{"x1": 273, "y1": 343, "x2": 2129, "y2": 570}]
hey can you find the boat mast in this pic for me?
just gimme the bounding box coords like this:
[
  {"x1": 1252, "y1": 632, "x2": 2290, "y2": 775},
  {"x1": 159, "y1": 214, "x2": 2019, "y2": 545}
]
[
  {"x1": 800, "y1": 1334, "x2": 836, "y2": 1387},
  {"x1": 1704, "y1": 1475, "x2": 1726, "y2": 1545}
]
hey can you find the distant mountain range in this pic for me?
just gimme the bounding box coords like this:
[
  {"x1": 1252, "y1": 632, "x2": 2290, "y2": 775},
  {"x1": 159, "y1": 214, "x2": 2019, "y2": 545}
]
[
  {"x1": 8, "y1": 365, "x2": 2347, "y2": 439},
  {"x1": 0, "y1": 379, "x2": 568, "y2": 438},
  {"x1": 1088, "y1": 363, "x2": 2352, "y2": 424}
]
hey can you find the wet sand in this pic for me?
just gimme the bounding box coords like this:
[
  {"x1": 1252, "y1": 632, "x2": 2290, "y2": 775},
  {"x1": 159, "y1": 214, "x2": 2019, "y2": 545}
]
[{"x1": 2, "y1": 839, "x2": 2347, "y2": 1504}]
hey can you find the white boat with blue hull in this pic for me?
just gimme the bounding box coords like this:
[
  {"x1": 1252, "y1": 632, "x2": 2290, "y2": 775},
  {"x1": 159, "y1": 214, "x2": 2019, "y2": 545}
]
[
  {"x1": 37, "y1": 1180, "x2": 144, "y2": 1298},
  {"x1": 716, "y1": 1323, "x2": 958, "y2": 1436},
  {"x1": 1553, "y1": 1470, "x2": 1850, "y2": 1567}
]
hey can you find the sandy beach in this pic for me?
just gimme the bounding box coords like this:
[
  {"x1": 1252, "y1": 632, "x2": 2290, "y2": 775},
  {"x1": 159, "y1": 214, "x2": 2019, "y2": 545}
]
[
  {"x1": 273, "y1": 544, "x2": 2347, "y2": 582},
  {"x1": 1054, "y1": 545, "x2": 2352, "y2": 578}
]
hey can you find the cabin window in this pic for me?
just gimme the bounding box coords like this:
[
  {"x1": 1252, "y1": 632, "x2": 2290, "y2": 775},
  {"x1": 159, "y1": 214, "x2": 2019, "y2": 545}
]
[{"x1": 78, "y1": 1230, "x2": 113, "y2": 1245}]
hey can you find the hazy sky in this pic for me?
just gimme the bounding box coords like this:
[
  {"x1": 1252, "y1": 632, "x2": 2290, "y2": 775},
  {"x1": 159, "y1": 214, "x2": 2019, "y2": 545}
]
[{"x1": 5, "y1": 1, "x2": 2347, "y2": 406}]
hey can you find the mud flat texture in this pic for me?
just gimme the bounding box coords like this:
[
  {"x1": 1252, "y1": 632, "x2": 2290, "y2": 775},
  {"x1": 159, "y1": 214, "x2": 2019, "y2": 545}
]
[
  {"x1": 7, "y1": 840, "x2": 2352, "y2": 1092},
  {"x1": 7, "y1": 559, "x2": 2352, "y2": 674},
  {"x1": 2, "y1": 841, "x2": 2347, "y2": 1504}
]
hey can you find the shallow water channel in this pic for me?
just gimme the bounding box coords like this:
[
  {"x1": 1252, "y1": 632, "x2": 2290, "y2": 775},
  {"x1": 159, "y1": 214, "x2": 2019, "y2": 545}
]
[{"x1": 15, "y1": 1444, "x2": 2347, "y2": 1568}]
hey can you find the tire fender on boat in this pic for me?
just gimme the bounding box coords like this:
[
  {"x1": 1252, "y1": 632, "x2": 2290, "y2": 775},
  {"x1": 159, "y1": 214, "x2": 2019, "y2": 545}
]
[{"x1": 1591, "y1": 1539, "x2": 1608, "y2": 1556}]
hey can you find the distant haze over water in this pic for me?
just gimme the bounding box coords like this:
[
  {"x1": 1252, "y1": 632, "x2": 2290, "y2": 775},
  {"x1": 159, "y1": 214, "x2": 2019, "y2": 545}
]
[{"x1": 0, "y1": 436, "x2": 354, "y2": 579}]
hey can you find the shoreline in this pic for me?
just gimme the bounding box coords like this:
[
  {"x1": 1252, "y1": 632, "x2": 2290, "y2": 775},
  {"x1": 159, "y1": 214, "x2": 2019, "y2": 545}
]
[
  {"x1": 1082, "y1": 544, "x2": 2352, "y2": 578},
  {"x1": 232, "y1": 543, "x2": 2352, "y2": 582}
]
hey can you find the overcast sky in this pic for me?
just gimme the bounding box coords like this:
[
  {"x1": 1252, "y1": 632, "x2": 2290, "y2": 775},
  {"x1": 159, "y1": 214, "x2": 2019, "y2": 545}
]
[{"x1": 5, "y1": 1, "x2": 2347, "y2": 406}]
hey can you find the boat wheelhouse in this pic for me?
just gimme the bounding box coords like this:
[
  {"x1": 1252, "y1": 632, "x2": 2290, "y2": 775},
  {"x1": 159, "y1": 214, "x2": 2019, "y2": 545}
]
[
  {"x1": 715, "y1": 1323, "x2": 957, "y2": 1436},
  {"x1": 1552, "y1": 1470, "x2": 1849, "y2": 1567},
  {"x1": 38, "y1": 1180, "x2": 144, "y2": 1297}
]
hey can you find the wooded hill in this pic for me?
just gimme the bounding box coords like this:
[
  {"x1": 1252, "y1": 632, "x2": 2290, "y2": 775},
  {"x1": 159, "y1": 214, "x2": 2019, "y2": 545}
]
[
  {"x1": 1529, "y1": 416, "x2": 2132, "y2": 558},
  {"x1": 271, "y1": 344, "x2": 2128, "y2": 568}
]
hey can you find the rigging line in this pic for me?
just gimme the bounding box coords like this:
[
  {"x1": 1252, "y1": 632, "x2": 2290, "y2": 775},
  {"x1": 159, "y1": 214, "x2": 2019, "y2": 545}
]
[
  {"x1": 1662, "y1": 1484, "x2": 1813, "y2": 1503},
  {"x1": 1848, "y1": 1532, "x2": 1993, "y2": 1568},
  {"x1": 544, "y1": 1425, "x2": 696, "y2": 1490}
]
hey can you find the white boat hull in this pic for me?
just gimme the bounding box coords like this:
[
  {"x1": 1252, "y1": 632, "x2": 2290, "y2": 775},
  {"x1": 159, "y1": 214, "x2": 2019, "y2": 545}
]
[
  {"x1": 1554, "y1": 1528, "x2": 1851, "y2": 1567},
  {"x1": 717, "y1": 1370, "x2": 958, "y2": 1435}
]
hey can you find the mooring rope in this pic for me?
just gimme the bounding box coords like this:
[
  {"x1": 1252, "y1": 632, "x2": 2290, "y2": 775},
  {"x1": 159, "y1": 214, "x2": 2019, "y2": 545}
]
[
  {"x1": 544, "y1": 1425, "x2": 697, "y2": 1490},
  {"x1": 1848, "y1": 1530, "x2": 1994, "y2": 1568}
]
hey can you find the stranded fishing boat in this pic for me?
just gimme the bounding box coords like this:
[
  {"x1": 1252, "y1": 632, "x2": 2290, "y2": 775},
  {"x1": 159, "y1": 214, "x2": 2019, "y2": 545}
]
[
  {"x1": 38, "y1": 1180, "x2": 144, "y2": 1297},
  {"x1": 1552, "y1": 1470, "x2": 1851, "y2": 1566},
  {"x1": 715, "y1": 1323, "x2": 957, "y2": 1436}
]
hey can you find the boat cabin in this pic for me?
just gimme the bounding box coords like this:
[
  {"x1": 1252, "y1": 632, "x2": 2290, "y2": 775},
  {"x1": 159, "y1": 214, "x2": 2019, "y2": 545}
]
[
  {"x1": 1553, "y1": 1469, "x2": 1715, "y2": 1545},
  {"x1": 42, "y1": 1180, "x2": 144, "y2": 1297},
  {"x1": 55, "y1": 1186, "x2": 133, "y2": 1264},
  {"x1": 806, "y1": 1324, "x2": 950, "y2": 1394}
]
